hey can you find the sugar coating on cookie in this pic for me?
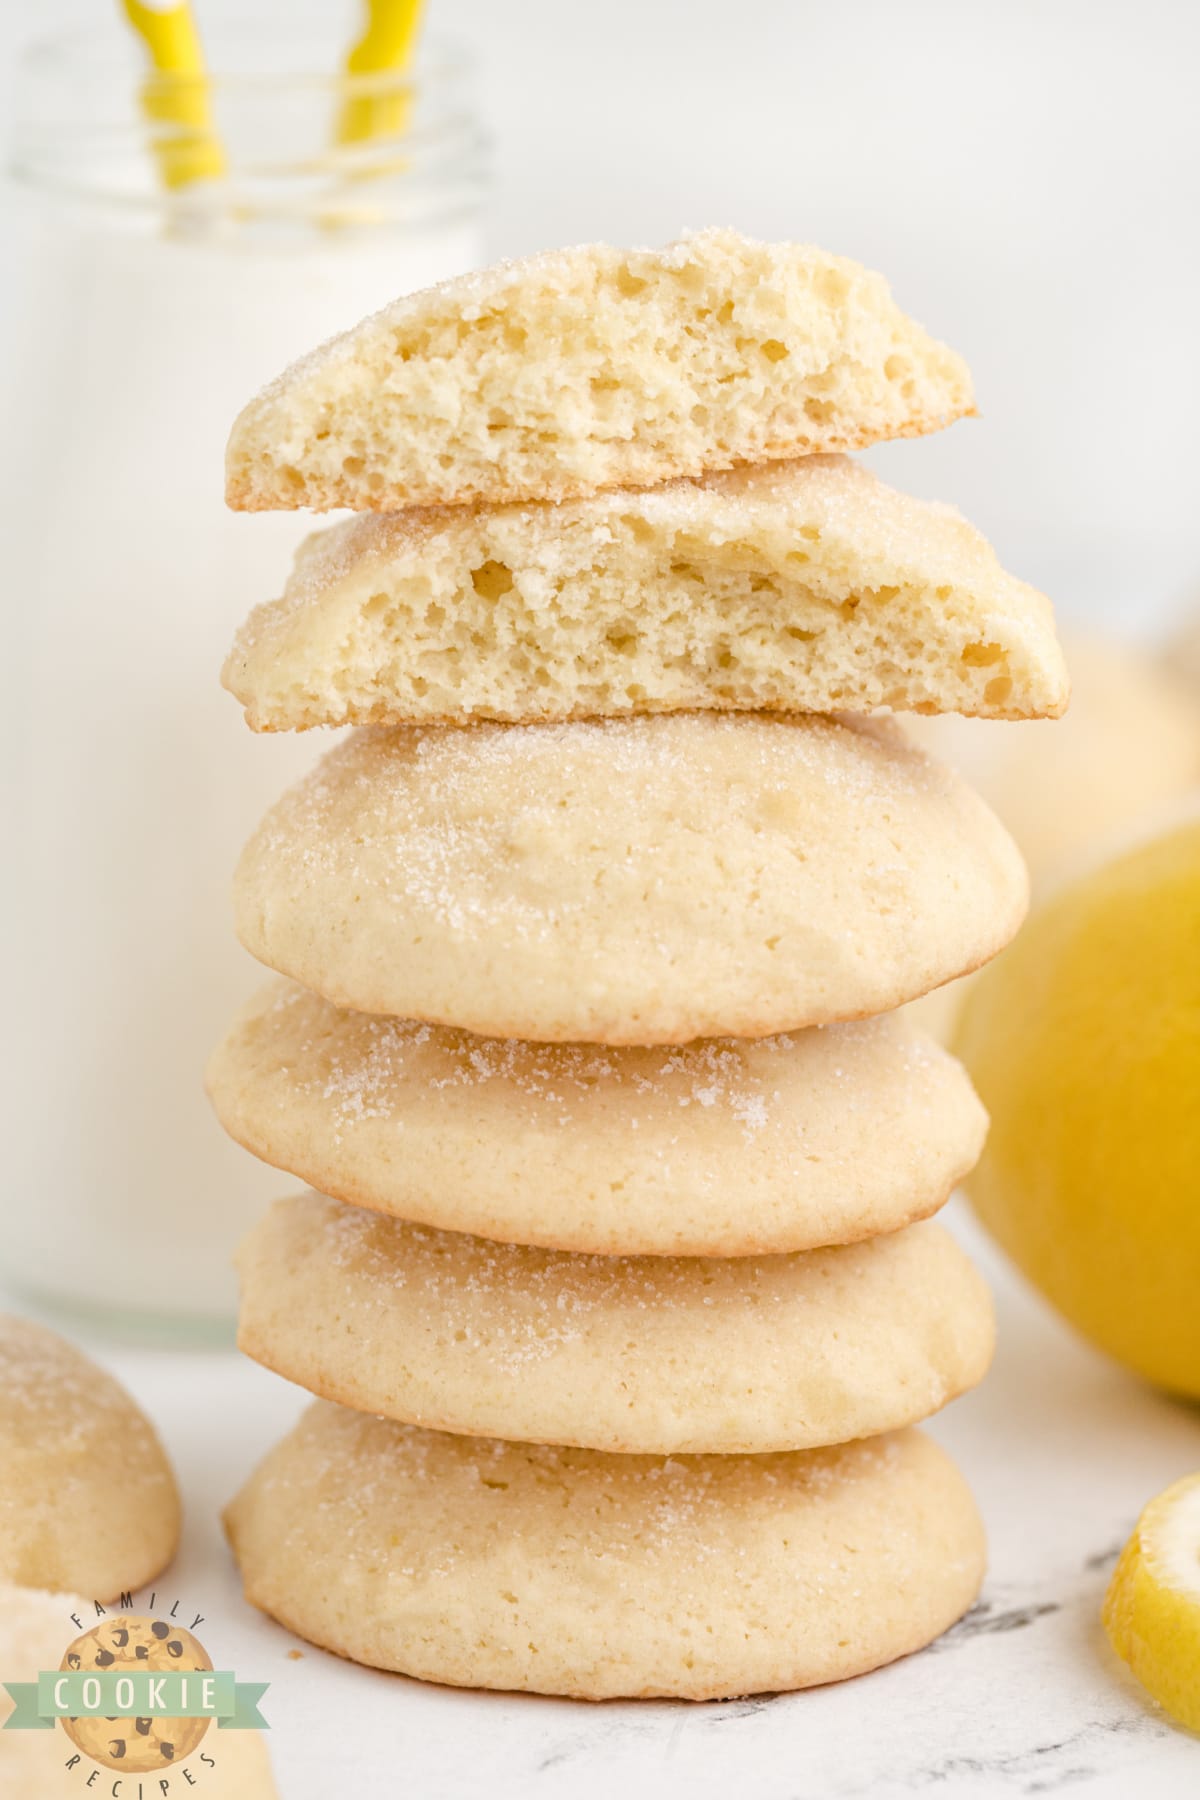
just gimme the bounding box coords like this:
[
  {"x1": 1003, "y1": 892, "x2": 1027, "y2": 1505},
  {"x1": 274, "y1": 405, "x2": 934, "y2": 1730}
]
[
  {"x1": 0, "y1": 1317, "x2": 180, "y2": 1602},
  {"x1": 237, "y1": 1195, "x2": 994, "y2": 1453},
  {"x1": 233, "y1": 712, "x2": 1027, "y2": 1043},
  {"x1": 208, "y1": 982, "x2": 986, "y2": 1254},
  {"x1": 225, "y1": 1405, "x2": 986, "y2": 1700},
  {"x1": 224, "y1": 457, "x2": 1066, "y2": 732},
  {"x1": 224, "y1": 230, "x2": 973, "y2": 513}
]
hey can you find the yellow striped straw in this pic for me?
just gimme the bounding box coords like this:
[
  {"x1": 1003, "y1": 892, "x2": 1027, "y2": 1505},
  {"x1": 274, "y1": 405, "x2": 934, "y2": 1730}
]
[
  {"x1": 121, "y1": 0, "x2": 225, "y2": 188},
  {"x1": 336, "y1": 0, "x2": 426, "y2": 148}
]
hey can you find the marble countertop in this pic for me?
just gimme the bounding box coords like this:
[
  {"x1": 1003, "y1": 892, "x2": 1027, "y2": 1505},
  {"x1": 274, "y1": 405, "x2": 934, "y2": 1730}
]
[{"x1": 19, "y1": 1204, "x2": 1200, "y2": 1798}]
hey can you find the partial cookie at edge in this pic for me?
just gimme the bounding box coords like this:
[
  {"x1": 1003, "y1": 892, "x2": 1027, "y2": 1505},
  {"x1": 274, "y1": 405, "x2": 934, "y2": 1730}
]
[{"x1": 0, "y1": 1316, "x2": 180, "y2": 1603}]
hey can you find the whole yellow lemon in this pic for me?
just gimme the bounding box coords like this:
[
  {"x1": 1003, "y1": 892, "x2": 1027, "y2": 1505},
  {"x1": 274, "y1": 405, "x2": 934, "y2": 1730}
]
[{"x1": 957, "y1": 816, "x2": 1200, "y2": 1394}]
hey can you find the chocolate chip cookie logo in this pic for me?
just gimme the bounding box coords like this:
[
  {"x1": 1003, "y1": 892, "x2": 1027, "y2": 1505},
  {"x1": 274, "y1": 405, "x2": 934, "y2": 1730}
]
[
  {"x1": 3, "y1": 1603, "x2": 268, "y2": 1782},
  {"x1": 58, "y1": 1616, "x2": 215, "y2": 1774}
]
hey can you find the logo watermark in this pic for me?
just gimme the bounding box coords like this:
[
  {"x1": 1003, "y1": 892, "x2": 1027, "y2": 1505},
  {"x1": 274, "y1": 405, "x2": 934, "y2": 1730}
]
[{"x1": 3, "y1": 1591, "x2": 268, "y2": 1787}]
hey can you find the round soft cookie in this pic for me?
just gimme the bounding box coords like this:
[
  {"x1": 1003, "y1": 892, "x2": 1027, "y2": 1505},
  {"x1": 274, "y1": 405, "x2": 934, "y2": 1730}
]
[
  {"x1": 0, "y1": 1316, "x2": 181, "y2": 1601},
  {"x1": 236, "y1": 1194, "x2": 994, "y2": 1454},
  {"x1": 225, "y1": 1405, "x2": 986, "y2": 1700},
  {"x1": 232, "y1": 713, "x2": 1027, "y2": 1044},
  {"x1": 208, "y1": 982, "x2": 987, "y2": 1255}
]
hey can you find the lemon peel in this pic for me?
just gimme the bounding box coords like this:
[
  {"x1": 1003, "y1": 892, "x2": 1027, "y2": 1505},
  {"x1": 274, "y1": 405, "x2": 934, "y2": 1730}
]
[{"x1": 1104, "y1": 1474, "x2": 1200, "y2": 1732}]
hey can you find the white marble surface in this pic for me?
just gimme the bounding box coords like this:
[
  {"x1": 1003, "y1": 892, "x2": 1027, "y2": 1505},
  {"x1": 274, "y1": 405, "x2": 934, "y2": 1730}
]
[{"x1": 20, "y1": 1203, "x2": 1198, "y2": 1799}]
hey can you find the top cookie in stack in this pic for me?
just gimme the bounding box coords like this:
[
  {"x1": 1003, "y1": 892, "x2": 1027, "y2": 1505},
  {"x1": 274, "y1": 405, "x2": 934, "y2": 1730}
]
[
  {"x1": 224, "y1": 230, "x2": 1066, "y2": 732},
  {"x1": 226, "y1": 229, "x2": 975, "y2": 511}
]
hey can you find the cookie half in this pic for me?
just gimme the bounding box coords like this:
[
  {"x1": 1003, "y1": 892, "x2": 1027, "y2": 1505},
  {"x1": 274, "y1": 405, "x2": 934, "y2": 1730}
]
[
  {"x1": 225, "y1": 1405, "x2": 985, "y2": 1700},
  {"x1": 0, "y1": 1317, "x2": 180, "y2": 1601},
  {"x1": 225, "y1": 229, "x2": 972, "y2": 513},
  {"x1": 233, "y1": 712, "x2": 1027, "y2": 1042},
  {"x1": 208, "y1": 984, "x2": 986, "y2": 1255},
  {"x1": 237, "y1": 1196, "x2": 994, "y2": 1454},
  {"x1": 224, "y1": 457, "x2": 1066, "y2": 732}
]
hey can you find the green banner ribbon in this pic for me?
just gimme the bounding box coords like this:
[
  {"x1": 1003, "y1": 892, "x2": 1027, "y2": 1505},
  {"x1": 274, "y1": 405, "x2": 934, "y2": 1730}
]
[
  {"x1": 2, "y1": 1686, "x2": 53, "y2": 1731},
  {"x1": 3, "y1": 1672, "x2": 268, "y2": 1731}
]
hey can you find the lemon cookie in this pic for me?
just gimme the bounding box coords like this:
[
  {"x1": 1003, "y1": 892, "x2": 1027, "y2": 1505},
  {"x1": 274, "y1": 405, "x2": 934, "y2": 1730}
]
[
  {"x1": 224, "y1": 456, "x2": 1066, "y2": 732},
  {"x1": 208, "y1": 983, "x2": 986, "y2": 1254},
  {"x1": 0, "y1": 1317, "x2": 180, "y2": 1601},
  {"x1": 225, "y1": 1405, "x2": 985, "y2": 1700},
  {"x1": 225, "y1": 230, "x2": 973, "y2": 513},
  {"x1": 237, "y1": 1195, "x2": 993, "y2": 1453},
  {"x1": 233, "y1": 712, "x2": 1027, "y2": 1043}
]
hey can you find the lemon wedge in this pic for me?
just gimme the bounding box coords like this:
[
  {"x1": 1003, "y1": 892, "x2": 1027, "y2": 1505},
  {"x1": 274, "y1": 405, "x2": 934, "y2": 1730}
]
[{"x1": 1104, "y1": 1474, "x2": 1200, "y2": 1731}]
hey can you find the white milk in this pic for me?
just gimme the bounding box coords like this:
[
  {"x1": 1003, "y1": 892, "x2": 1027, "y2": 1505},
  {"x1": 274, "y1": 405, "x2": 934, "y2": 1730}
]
[{"x1": 1, "y1": 200, "x2": 482, "y2": 1329}]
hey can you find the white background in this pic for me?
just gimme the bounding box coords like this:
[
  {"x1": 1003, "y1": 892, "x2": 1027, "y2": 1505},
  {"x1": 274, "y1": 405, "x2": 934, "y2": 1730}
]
[
  {"x1": 2, "y1": 0, "x2": 1200, "y2": 634},
  {"x1": 3, "y1": 6, "x2": 1200, "y2": 1797}
]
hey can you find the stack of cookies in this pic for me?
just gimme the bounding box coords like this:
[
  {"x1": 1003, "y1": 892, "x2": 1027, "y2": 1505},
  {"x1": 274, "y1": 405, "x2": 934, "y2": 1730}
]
[{"x1": 209, "y1": 231, "x2": 1068, "y2": 1701}]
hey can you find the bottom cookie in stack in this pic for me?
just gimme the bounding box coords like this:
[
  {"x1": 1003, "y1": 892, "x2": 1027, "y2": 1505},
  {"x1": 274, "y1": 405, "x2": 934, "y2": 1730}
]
[{"x1": 224, "y1": 1405, "x2": 983, "y2": 1703}]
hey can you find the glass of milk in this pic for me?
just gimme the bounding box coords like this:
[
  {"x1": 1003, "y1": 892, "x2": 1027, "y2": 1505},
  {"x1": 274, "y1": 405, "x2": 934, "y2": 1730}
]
[{"x1": 1, "y1": 16, "x2": 486, "y2": 1338}]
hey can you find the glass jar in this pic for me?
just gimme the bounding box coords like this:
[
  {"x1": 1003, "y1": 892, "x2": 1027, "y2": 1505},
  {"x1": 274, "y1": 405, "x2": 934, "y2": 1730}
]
[{"x1": 0, "y1": 15, "x2": 487, "y2": 1338}]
